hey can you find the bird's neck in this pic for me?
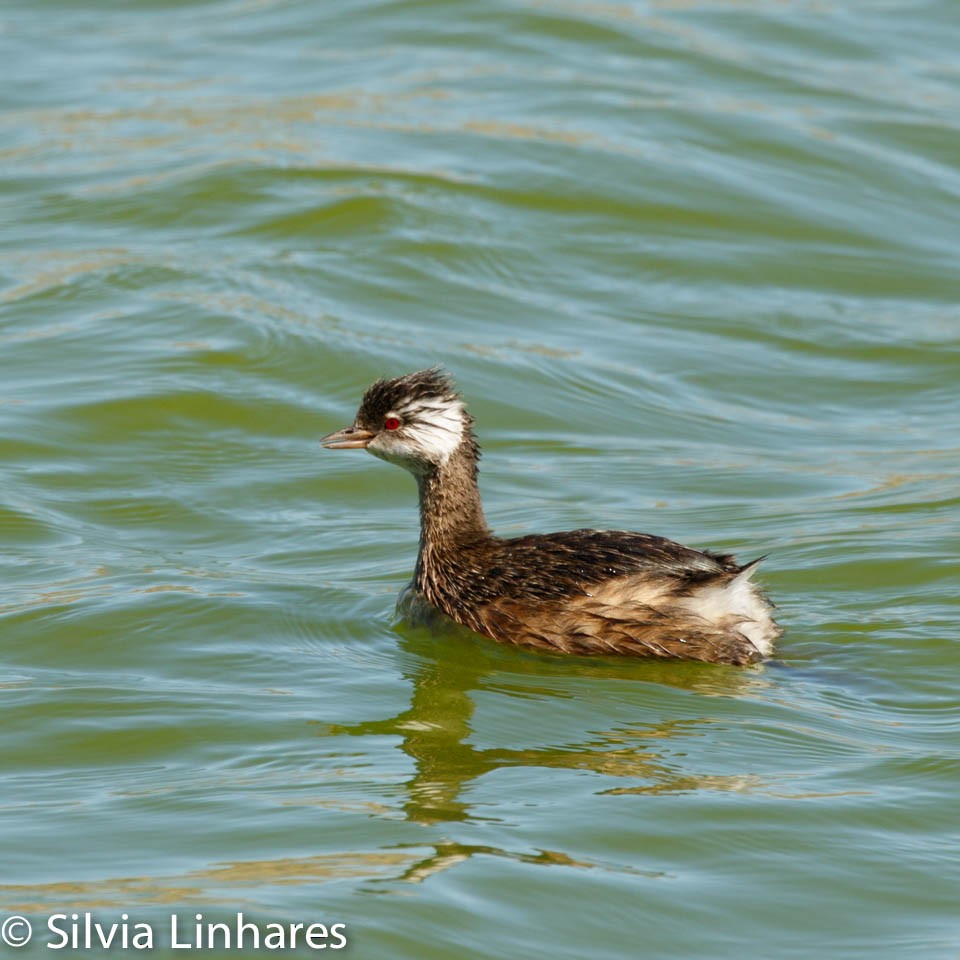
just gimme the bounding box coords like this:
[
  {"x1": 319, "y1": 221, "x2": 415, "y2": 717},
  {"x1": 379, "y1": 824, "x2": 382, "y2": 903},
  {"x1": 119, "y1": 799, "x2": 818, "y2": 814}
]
[{"x1": 414, "y1": 445, "x2": 490, "y2": 591}]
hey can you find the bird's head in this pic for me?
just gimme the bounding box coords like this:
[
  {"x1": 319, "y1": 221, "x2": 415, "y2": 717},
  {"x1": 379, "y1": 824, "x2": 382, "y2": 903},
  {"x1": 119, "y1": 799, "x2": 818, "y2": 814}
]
[{"x1": 322, "y1": 368, "x2": 477, "y2": 476}]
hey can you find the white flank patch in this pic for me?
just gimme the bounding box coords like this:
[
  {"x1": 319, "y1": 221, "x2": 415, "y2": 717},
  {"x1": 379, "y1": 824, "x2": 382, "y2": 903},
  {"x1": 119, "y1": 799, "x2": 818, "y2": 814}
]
[{"x1": 680, "y1": 567, "x2": 778, "y2": 656}]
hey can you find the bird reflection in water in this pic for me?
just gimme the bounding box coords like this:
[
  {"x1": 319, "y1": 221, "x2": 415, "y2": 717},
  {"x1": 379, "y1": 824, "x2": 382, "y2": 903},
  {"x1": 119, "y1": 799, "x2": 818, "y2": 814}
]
[{"x1": 319, "y1": 621, "x2": 771, "y2": 883}]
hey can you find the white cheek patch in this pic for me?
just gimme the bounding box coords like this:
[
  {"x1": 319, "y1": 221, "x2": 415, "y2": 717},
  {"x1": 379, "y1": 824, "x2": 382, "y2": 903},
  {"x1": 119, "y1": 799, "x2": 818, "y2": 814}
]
[
  {"x1": 367, "y1": 396, "x2": 466, "y2": 473},
  {"x1": 396, "y1": 397, "x2": 466, "y2": 465},
  {"x1": 368, "y1": 438, "x2": 429, "y2": 474}
]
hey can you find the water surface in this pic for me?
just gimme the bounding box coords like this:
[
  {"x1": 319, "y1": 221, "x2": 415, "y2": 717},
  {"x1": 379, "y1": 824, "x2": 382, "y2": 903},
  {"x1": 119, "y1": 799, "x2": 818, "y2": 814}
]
[{"x1": 2, "y1": 1, "x2": 959, "y2": 957}]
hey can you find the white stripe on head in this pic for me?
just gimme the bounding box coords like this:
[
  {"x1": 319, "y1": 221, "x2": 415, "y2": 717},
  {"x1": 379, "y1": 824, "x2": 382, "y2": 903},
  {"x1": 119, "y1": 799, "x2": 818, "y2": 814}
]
[
  {"x1": 368, "y1": 394, "x2": 467, "y2": 473},
  {"x1": 398, "y1": 396, "x2": 466, "y2": 459}
]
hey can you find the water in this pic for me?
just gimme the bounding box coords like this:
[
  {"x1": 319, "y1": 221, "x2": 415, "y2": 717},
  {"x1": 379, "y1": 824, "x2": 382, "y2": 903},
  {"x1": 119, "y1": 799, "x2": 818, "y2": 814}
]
[{"x1": 2, "y1": 1, "x2": 959, "y2": 957}]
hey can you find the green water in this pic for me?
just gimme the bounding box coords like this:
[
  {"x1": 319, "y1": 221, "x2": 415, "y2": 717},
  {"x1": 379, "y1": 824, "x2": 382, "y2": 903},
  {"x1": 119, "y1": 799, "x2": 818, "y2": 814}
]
[{"x1": 2, "y1": 1, "x2": 959, "y2": 957}]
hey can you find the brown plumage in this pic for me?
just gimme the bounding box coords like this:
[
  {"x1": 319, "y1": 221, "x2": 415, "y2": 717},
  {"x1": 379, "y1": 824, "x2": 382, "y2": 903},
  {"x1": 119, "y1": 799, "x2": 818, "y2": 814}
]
[{"x1": 322, "y1": 368, "x2": 780, "y2": 665}]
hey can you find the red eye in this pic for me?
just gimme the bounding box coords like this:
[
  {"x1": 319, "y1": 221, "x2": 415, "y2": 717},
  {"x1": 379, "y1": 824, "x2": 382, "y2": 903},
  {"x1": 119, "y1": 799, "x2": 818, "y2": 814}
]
[{"x1": 384, "y1": 416, "x2": 401, "y2": 431}]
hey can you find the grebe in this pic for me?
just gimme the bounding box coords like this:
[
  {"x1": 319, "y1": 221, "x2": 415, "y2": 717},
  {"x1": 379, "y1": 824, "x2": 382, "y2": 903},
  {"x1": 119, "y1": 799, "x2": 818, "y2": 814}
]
[{"x1": 322, "y1": 369, "x2": 779, "y2": 665}]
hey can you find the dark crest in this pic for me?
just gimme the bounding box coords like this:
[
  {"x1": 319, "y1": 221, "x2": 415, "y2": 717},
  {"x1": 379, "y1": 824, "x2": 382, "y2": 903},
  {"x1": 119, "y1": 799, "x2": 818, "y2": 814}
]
[{"x1": 356, "y1": 367, "x2": 460, "y2": 428}]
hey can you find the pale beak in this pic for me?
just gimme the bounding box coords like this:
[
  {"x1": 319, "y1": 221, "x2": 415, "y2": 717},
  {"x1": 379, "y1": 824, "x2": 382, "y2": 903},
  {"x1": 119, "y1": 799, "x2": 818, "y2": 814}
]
[{"x1": 321, "y1": 425, "x2": 376, "y2": 450}]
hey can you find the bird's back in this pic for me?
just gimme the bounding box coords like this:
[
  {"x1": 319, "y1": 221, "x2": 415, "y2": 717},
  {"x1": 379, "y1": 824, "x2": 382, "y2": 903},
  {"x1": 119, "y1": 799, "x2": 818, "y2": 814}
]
[{"x1": 415, "y1": 529, "x2": 779, "y2": 665}]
